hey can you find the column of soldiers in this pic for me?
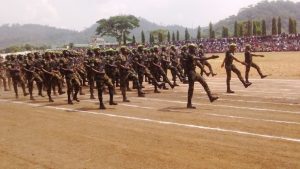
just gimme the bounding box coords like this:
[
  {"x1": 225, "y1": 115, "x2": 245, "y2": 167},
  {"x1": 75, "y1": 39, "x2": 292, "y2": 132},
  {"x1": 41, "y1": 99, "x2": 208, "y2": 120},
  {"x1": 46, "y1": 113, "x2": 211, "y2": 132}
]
[{"x1": 0, "y1": 43, "x2": 268, "y2": 109}]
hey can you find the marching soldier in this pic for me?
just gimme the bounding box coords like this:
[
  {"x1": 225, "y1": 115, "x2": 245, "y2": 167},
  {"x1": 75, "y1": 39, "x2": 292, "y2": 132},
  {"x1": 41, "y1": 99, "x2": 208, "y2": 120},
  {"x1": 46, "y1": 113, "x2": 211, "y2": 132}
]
[
  {"x1": 8, "y1": 55, "x2": 29, "y2": 98},
  {"x1": 184, "y1": 44, "x2": 219, "y2": 109},
  {"x1": 244, "y1": 44, "x2": 268, "y2": 83},
  {"x1": 0, "y1": 57, "x2": 9, "y2": 92},
  {"x1": 221, "y1": 44, "x2": 252, "y2": 93}
]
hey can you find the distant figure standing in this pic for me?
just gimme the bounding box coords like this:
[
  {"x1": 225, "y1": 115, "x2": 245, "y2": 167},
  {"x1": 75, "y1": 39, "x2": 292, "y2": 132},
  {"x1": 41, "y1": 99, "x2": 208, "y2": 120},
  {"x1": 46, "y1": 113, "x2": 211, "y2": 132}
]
[
  {"x1": 244, "y1": 45, "x2": 268, "y2": 83},
  {"x1": 221, "y1": 44, "x2": 252, "y2": 93}
]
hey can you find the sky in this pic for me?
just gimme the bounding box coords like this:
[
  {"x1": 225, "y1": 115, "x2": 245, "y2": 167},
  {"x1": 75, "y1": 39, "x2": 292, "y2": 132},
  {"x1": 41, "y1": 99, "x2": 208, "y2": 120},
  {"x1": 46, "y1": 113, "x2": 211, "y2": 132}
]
[{"x1": 0, "y1": 0, "x2": 299, "y2": 31}]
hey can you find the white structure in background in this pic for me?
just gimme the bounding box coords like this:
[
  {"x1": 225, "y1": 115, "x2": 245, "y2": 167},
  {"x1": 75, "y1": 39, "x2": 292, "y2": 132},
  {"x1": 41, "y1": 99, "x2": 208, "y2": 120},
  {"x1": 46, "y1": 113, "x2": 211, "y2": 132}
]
[{"x1": 90, "y1": 35, "x2": 106, "y2": 47}]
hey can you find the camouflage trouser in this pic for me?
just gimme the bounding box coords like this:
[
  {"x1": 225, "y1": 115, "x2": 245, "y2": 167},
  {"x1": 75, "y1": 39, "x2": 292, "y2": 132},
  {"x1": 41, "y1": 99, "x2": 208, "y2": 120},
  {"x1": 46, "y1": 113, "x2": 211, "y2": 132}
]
[
  {"x1": 245, "y1": 62, "x2": 264, "y2": 82},
  {"x1": 12, "y1": 75, "x2": 27, "y2": 96},
  {"x1": 6, "y1": 70, "x2": 12, "y2": 90},
  {"x1": 0, "y1": 72, "x2": 8, "y2": 90},
  {"x1": 95, "y1": 74, "x2": 114, "y2": 104},
  {"x1": 26, "y1": 72, "x2": 43, "y2": 97},
  {"x1": 225, "y1": 64, "x2": 247, "y2": 91},
  {"x1": 66, "y1": 74, "x2": 80, "y2": 102},
  {"x1": 187, "y1": 70, "x2": 212, "y2": 106}
]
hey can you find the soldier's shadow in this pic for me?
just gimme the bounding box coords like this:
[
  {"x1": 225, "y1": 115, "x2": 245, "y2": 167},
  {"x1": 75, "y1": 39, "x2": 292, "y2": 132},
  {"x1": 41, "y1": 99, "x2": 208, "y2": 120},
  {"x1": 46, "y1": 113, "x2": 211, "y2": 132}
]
[
  {"x1": 158, "y1": 107, "x2": 194, "y2": 113},
  {"x1": 77, "y1": 107, "x2": 115, "y2": 111}
]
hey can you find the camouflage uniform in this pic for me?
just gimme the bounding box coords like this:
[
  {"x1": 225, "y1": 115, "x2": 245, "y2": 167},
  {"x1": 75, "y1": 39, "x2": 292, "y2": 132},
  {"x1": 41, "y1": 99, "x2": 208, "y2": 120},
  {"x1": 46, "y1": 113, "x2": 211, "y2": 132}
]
[{"x1": 184, "y1": 44, "x2": 218, "y2": 109}]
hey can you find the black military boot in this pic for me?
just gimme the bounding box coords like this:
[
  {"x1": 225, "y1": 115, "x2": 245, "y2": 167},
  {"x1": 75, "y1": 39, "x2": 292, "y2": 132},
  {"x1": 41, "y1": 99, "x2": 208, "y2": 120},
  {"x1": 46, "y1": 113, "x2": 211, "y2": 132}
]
[
  {"x1": 99, "y1": 102, "x2": 106, "y2": 109},
  {"x1": 109, "y1": 88, "x2": 118, "y2": 105}
]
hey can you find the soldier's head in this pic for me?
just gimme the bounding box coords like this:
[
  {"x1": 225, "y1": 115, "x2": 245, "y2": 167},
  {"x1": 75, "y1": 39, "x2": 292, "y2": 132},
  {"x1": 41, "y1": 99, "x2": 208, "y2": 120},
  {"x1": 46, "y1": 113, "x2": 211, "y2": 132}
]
[
  {"x1": 17, "y1": 54, "x2": 24, "y2": 61},
  {"x1": 62, "y1": 50, "x2": 70, "y2": 57},
  {"x1": 93, "y1": 48, "x2": 101, "y2": 56},
  {"x1": 27, "y1": 53, "x2": 34, "y2": 60},
  {"x1": 87, "y1": 49, "x2": 94, "y2": 57},
  {"x1": 245, "y1": 44, "x2": 251, "y2": 51},
  {"x1": 181, "y1": 45, "x2": 187, "y2": 52},
  {"x1": 44, "y1": 52, "x2": 51, "y2": 59},
  {"x1": 188, "y1": 44, "x2": 197, "y2": 54},
  {"x1": 161, "y1": 45, "x2": 167, "y2": 52},
  {"x1": 50, "y1": 53, "x2": 56, "y2": 59},
  {"x1": 170, "y1": 45, "x2": 176, "y2": 51},
  {"x1": 106, "y1": 48, "x2": 114, "y2": 56},
  {"x1": 34, "y1": 52, "x2": 41, "y2": 59},
  {"x1": 5, "y1": 55, "x2": 11, "y2": 61},
  {"x1": 137, "y1": 45, "x2": 144, "y2": 52},
  {"x1": 120, "y1": 46, "x2": 128, "y2": 54},
  {"x1": 153, "y1": 45, "x2": 159, "y2": 53},
  {"x1": 229, "y1": 43, "x2": 237, "y2": 52}
]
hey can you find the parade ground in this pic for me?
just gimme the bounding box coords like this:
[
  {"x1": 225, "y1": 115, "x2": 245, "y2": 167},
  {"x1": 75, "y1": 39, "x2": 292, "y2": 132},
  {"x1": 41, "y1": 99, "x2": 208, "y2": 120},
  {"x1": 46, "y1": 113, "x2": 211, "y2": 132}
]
[{"x1": 0, "y1": 52, "x2": 300, "y2": 169}]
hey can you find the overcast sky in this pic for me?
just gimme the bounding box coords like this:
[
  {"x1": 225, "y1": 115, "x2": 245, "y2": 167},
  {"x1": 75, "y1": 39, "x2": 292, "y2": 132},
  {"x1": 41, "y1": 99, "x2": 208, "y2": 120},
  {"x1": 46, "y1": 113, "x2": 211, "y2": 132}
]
[{"x1": 0, "y1": 0, "x2": 299, "y2": 31}]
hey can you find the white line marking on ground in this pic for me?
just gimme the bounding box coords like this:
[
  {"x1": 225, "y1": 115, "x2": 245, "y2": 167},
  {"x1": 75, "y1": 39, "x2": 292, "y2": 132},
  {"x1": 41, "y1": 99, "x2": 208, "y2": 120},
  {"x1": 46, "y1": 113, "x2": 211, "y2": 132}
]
[
  {"x1": 1, "y1": 99, "x2": 300, "y2": 143},
  {"x1": 133, "y1": 98, "x2": 300, "y2": 115}
]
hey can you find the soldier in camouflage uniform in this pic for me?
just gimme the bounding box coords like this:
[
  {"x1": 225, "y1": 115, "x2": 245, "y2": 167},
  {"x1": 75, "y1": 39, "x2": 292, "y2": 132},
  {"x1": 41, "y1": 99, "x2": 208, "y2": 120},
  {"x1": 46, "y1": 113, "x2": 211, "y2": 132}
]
[
  {"x1": 8, "y1": 55, "x2": 29, "y2": 98},
  {"x1": 4, "y1": 55, "x2": 12, "y2": 91},
  {"x1": 90, "y1": 55, "x2": 117, "y2": 109},
  {"x1": 60, "y1": 50, "x2": 80, "y2": 104},
  {"x1": 0, "y1": 57, "x2": 9, "y2": 92},
  {"x1": 23, "y1": 53, "x2": 43, "y2": 100},
  {"x1": 198, "y1": 44, "x2": 217, "y2": 77},
  {"x1": 116, "y1": 46, "x2": 145, "y2": 102},
  {"x1": 85, "y1": 49, "x2": 96, "y2": 99},
  {"x1": 221, "y1": 44, "x2": 252, "y2": 93},
  {"x1": 184, "y1": 44, "x2": 219, "y2": 109},
  {"x1": 244, "y1": 44, "x2": 268, "y2": 83}
]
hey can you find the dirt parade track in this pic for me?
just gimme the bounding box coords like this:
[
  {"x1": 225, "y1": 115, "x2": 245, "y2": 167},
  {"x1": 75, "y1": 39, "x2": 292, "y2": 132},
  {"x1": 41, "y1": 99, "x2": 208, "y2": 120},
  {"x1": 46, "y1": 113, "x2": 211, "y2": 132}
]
[
  {"x1": 1, "y1": 52, "x2": 300, "y2": 169},
  {"x1": 0, "y1": 77, "x2": 299, "y2": 169}
]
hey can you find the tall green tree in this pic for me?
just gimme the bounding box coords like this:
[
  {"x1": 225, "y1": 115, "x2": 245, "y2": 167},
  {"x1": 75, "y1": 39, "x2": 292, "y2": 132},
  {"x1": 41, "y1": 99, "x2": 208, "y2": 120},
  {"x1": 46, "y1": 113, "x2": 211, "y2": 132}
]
[
  {"x1": 132, "y1": 35, "x2": 136, "y2": 44},
  {"x1": 293, "y1": 19, "x2": 297, "y2": 34},
  {"x1": 253, "y1": 22, "x2": 257, "y2": 36},
  {"x1": 184, "y1": 28, "x2": 190, "y2": 40},
  {"x1": 262, "y1": 19, "x2": 267, "y2": 36},
  {"x1": 158, "y1": 32, "x2": 163, "y2": 43},
  {"x1": 277, "y1": 17, "x2": 282, "y2": 34},
  {"x1": 96, "y1": 15, "x2": 140, "y2": 45},
  {"x1": 149, "y1": 33, "x2": 154, "y2": 44},
  {"x1": 209, "y1": 22, "x2": 214, "y2": 38},
  {"x1": 123, "y1": 32, "x2": 127, "y2": 45},
  {"x1": 141, "y1": 30, "x2": 145, "y2": 44},
  {"x1": 172, "y1": 32, "x2": 175, "y2": 42},
  {"x1": 176, "y1": 30, "x2": 180, "y2": 41},
  {"x1": 247, "y1": 20, "x2": 253, "y2": 36},
  {"x1": 222, "y1": 27, "x2": 229, "y2": 38},
  {"x1": 197, "y1": 26, "x2": 201, "y2": 40},
  {"x1": 289, "y1": 17, "x2": 293, "y2": 34},
  {"x1": 167, "y1": 31, "x2": 171, "y2": 42},
  {"x1": 239, "y1": 23, "x2": 244, "y2": 37},
  {"x1": 234, "y1": 21, "x2": 238, "y2": 37},
  {"x1": 272, "y1": 17, "x2": 277, "y2": 35}
]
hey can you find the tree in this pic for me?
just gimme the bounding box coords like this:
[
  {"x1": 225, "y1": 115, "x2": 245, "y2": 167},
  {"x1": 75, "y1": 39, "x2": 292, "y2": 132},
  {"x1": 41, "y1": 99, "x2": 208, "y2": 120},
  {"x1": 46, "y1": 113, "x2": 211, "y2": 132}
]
[
  {"x1": 239, "y1": 23, "x2": 244, "y2": 37},
  {"x1": 167, "y1": 31, "x2": 171, "y2": 42},
  {"x1": 151, "y1": 29, "x2": 168, "y2": 42},
  {"x1": 123, "y1": 32, "x2": 127, "y2": 45},
  {"x1": 272, "y1": 17, "x2": 277, "y2": 35},
  {"x1": 176, "y1": 30, "x2": 180, "y2": 41},
  {"x1": 172, "y1": 32, "x2": 175, "y2": 42},
  {"x1": 294, "y1": 20, "x2": 297, "y2": 34},
  {"x1": 234, "y1": 21, "x2": 238, "y2": 37},
  {"x1": 132, "y1": 35, "x2": 136, "y2": 44},
  {"x1": 211, "y1": 30, "x2": 215, "y2": 39},
  {"x1": 277, "y1": 17, "x2": 282, "y2": 34},
  {"x1": 149, "y1": 33, "x2": 154, "y2": 44},
  {"x1": 197, "y1": 26, "x2": 201, "y2": 40},
  {"x1": 289, "y1": 17, "x2": 293, "y2": 34},
  {"x1": 184, "y1": 28, "x2": 190, "y2": 40},
  {"x1": 262, "y1": 20, "x2": 267, "y2": 36},
  {"x1": 209, "y1": 22, "x2": 214, "y2": 38},
  {"x1": 253, "y1": 22, "x2": 257, "y2": 36},
  {"x1": 247, "y1": 20, "x2": 253, "y2": 36},
  {"x1": 141, "y1": 30, "x2": 145, "y2": 44},
  {"x1": 96, "y1": 15, "x2": 140, "y2": 45},
  {"x1": 222, "y1": 27, "x2": 229, "y2": 38}
]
